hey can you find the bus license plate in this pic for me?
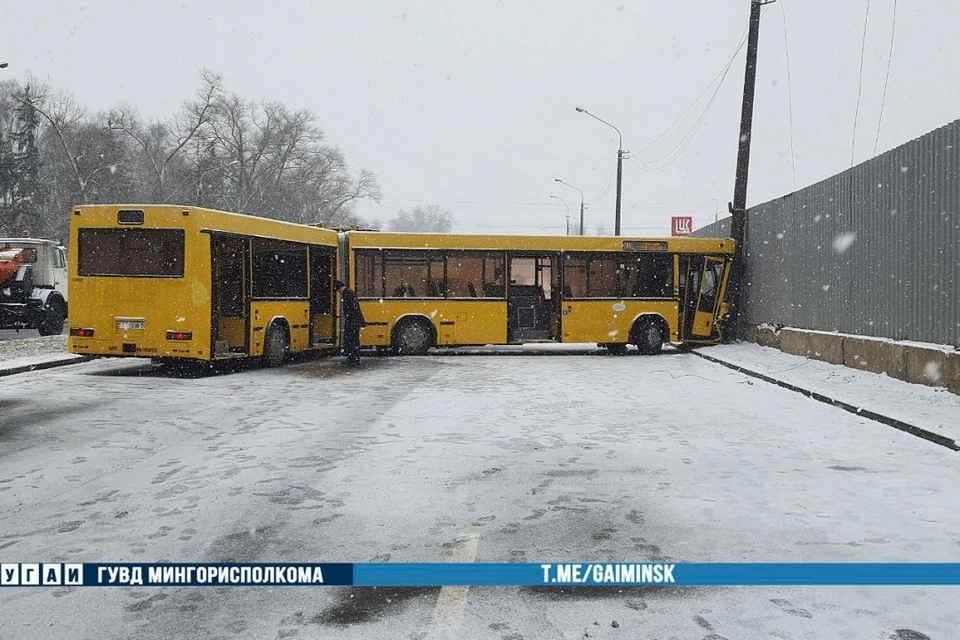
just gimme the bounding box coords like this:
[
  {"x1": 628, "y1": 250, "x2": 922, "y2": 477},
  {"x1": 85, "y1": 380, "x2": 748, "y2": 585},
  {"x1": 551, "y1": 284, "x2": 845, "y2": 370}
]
[{"x1": 117, "y1": 320, "x2": 145, "y2": 330}]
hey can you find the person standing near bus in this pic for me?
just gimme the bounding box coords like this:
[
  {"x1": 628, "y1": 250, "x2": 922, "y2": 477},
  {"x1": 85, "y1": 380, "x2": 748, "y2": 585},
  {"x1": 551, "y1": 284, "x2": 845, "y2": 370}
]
[{"x1": 335, "y1": 280, "x2": 366, "y2": 365}]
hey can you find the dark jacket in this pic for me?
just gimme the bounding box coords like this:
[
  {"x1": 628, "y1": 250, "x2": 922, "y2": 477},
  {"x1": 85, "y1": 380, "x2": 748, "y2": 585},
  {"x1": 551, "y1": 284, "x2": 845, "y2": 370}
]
[{"x1": 341, "y1": 287, "x2": 366, "y2": 331}]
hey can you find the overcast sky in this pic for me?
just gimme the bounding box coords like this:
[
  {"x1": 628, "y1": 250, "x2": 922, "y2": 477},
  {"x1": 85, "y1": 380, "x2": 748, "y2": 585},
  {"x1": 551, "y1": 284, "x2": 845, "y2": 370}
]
[{"x1": 5, "y1": 1, "x2": 958, "y2": 235}]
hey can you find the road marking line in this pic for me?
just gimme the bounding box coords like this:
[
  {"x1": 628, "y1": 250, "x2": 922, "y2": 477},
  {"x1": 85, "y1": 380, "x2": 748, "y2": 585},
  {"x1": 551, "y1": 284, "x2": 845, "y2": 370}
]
[{"x1": 426, "y1": 533, "x2": 479, "y2": 636}]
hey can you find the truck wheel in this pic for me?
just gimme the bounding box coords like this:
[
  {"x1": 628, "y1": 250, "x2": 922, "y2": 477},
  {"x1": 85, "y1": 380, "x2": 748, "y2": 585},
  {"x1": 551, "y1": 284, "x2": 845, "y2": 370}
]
[
  {"x1": 262, "y1": 323, "x2": 288, "y2": 367},
  {"x1": 38, "y1": 299, "x2": 66, "y2": 336}
]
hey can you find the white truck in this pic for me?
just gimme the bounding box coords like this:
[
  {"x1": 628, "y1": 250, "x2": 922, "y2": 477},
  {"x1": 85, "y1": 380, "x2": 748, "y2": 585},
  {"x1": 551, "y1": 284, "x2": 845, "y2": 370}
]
[{"x1": 0, "y1": 238, "x2": 68, "y2": 335}]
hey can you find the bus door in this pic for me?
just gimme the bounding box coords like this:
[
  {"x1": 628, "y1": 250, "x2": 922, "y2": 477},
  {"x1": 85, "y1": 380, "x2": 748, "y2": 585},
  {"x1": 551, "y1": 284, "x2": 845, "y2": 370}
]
[
  {"x1": 507, "y1": 255, "x2": 557, "y2": 342},
  {"x1": 310, "y1": 246, "x2": 336, "y2": 345},
  {"x1": 688, "y1": 257, "x2": 726, "y2": 338},
  {"x1": 211, "y1": 235, "x2": 250, "y2": 356}
]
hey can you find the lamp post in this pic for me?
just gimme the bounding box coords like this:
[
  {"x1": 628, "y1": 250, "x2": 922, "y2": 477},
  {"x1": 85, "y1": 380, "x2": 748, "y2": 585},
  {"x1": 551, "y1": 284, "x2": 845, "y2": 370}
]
[
  {"x1": 575, "y1": 106, "x2": 624, "y2": 236},
  {"x1": 550, "y1": 195, "x2": 571, "y2": 236},
  {"x1": 554, "y1": 179, "x2": 585, "y2": 235}
]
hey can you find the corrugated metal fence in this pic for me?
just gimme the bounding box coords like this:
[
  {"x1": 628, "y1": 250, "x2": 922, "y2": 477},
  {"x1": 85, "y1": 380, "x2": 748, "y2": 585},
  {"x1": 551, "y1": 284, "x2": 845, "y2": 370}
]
[{"x1": 696, "y1": 119, "x2": 960, "y2": 346}]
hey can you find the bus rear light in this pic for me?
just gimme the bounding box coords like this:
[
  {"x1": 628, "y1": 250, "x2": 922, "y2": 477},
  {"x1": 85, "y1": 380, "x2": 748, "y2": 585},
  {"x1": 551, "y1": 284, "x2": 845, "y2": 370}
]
[
  {"x1": 166, "y1": 330, "x2": 193, "y2": 341},
  {"x1": 70, "y1": 328, "x2": 95, "y2": 337}
]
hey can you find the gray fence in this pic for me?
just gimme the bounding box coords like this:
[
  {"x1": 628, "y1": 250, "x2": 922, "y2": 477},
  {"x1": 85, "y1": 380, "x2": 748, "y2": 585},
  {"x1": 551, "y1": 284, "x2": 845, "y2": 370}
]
[{"x1": 696, "y1": 119, "x2": 960, "y2": 346}]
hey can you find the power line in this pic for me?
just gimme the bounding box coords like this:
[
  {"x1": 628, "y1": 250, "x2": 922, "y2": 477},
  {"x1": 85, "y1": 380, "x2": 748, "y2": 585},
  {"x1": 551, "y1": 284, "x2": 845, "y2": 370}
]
[
  {"x1": 588, "y1": 167, "x2": 618, "y2": 205},
  {"x1": 780, "y1": 1, "x2": 797, "y2": 190},
  {"x1": 874, "y1": 0, "x2": 898, "y2": 155},
  {"x1": 851, "y1": 0, "x2": 872, "y2": 166},
  {"x1": 634, "y1": 22, "x2": 752, "y2": 159},
  {"x1": 631, "y1": 7, "x2": 776, "y2": 173},
  {"x1": 372, "y1": 198, "x2": 717, "y2": 207}
]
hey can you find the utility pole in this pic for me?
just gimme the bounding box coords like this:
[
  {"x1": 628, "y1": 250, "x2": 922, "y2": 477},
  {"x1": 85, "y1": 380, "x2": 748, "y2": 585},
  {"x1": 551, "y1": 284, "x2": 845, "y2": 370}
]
[
  {"x1": 576, "y1": 107, "x2": 626, "y2": 235},
  {"x1": 554, "y1": 178, "x2": 585, "y2": 236},
  {"x1": 551, "y1": 195, "x2": 571, "y2": 236},
  {"x1": 727, "y1": 0, "x2": 772, "y2": 341},
  {"x1": 615, "y1": 148, "x2": 623, "y2": 236}
]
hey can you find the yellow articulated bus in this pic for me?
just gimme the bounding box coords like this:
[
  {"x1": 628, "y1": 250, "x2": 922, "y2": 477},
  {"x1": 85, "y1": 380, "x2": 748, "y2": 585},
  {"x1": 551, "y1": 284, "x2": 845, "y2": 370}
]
[
  {"x1": 347, "y1": 232, "x2": 735, "y2": 355},
  {"x1": 68, "y1": 205, "x2": 340, "y2": 366}
]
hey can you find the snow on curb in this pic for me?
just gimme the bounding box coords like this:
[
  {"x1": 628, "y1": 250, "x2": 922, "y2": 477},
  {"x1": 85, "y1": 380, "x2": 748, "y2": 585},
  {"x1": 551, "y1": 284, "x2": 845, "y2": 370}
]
[
  {"x1": 0, "y1": 335, "x2": 93, "y2": 376},
  {"x1": 701, "y1": 343, "x2": 960, "y2": 447}
]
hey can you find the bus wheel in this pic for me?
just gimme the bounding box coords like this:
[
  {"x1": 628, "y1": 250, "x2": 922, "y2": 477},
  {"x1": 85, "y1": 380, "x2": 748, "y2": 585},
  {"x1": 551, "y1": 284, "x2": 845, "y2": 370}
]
[
  {"x1": 392, "y1": 318, "x2": 434, "y2": 355},
  {"x1": 605, "y1": 343, "x2": 628, "y2": 356},
  {"x1": 262, "y1": 323, "x2": 288, "y2": 367},
  {"x1": 38, "y1": 298, "x2": 66, "y2": 336},
  {"x1": 632, "y1": 319, "x2": 664, "y2": 355}
]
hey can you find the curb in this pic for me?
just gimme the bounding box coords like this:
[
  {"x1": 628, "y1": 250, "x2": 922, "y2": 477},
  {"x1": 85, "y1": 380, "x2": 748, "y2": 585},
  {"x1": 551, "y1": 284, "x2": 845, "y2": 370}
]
[
  {"x1": 0, "y1": 355, "x2": 98, "y2": 378},
  {"x1": 692, "y1": 350, "x2": 959, "y2": 452}
]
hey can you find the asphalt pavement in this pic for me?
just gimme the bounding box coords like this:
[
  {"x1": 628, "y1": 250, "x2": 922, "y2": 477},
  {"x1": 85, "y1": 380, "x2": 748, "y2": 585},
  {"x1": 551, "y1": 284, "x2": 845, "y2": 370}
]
[{"x1": 0, "y1": 350, "x2": 956, "y2": 639}]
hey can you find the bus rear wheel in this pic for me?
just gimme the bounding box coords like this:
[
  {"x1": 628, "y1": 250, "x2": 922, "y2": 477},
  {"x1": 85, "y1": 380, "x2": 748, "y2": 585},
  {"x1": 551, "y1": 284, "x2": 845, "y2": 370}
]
[
  {"x1": 392, "y1": 318, "x2": 434, "y2": 355},
  {"x1": 262, "y1": 323, "x2": 288, "y2": 367},
  {"x1": 632, "y1": 319, "x2": 664, "y2": 355}
]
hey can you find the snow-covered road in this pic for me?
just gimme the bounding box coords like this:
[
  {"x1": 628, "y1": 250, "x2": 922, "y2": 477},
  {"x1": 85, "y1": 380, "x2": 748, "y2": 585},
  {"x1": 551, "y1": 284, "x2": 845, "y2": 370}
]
[{"x1": 1, "y1": 347, "x2": 957, "y2": 640}]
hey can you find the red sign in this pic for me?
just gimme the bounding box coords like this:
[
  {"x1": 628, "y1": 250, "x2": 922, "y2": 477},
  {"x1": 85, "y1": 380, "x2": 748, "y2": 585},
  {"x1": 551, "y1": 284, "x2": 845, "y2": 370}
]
[{"x1": 671, "y1": 216, "x2": 693, "y2": 236}]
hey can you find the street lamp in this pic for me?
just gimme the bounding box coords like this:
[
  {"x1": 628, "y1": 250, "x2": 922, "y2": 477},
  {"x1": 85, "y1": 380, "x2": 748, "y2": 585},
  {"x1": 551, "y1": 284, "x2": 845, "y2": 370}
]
[
  {"x1": 554, "y1": 178, "x2": 585, "y2": 236},
  {"x1": 550, "y1": 195, "x2": 572, "y2": 236},
  {"x1": 0, "y1": 63, "x2": 8, "y2": 69},
  {"x1": 575, "y1": 106, "x2": 625, "y2": 236}
]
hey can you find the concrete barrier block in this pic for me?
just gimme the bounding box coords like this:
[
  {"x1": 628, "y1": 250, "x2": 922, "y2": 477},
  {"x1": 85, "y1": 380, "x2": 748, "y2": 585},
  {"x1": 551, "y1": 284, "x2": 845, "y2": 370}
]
[
  {"x1": 779, "y1": 328, "x2": 843, "y2": 364},
  {"x1": 756, "y1": 326, "x2": 781, "y2": 349},
  {"x1": 842, "y1": 336, "x2": 907, "y2": 380},
  {"x1": 740, "y1": 324, "x2": 758, "y2": 343},
  {"x1": 947, "y1": 351, "x2": 960, "y2": 396},
  {"x1": 803, "y1": 332, "x2": 845, "y2": 365},
  {"x1": 778, "y1": 328, "x2": 808, "y2": 357},
  {"x1": 905, "y1": 347, "x2": 951, "y2": 389}
]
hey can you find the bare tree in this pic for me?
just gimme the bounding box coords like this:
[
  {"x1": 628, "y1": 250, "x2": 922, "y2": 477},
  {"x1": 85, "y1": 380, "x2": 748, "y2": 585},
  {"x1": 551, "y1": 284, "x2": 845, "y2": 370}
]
[
  {"x1": 107, "y1": 70, "x2": 223, "y2": 202},
  {"x1": 11, "y1": 82, "x2": 125, "y2": 238},
  {"x1": 1, "y1": 70, "x2": 381, "y2": 238},
  {"x1": 387, "y1": 204, "x2": 454, "y2": 232},
  {"x1": 202, "y1": 86, "x2": 380, "y2": 225}
]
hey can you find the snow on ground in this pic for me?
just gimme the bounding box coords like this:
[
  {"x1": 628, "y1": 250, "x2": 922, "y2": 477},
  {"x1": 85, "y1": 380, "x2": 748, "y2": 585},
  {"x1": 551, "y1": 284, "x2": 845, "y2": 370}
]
[
  {"x1": 0, "y1": 334, "x2": 84, "y2": 371},
  {"x1": 704, "y1": 342, "x2": 960, "y2": 443},
  {"x1": 1, "y1": 348, "x2": 958, "y2": 639}
]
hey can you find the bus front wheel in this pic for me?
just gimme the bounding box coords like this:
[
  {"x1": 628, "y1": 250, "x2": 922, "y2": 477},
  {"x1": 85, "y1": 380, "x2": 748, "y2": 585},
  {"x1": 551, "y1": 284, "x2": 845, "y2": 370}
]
[
  {"x1": 632, "y1": 319, "x2": 664, "y2": 355},
  {"x1": 392, "y1": 318, "x2": 434, "y2": 355},
  {"x1": 262, "y1": 324, "x2": 288, "y2": 367}
]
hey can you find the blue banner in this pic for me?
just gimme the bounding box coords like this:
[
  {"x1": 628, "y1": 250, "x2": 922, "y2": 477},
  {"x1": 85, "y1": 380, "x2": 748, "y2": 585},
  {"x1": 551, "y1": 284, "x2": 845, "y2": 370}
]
[
  {"x1": 3, "y1": 562, "x2": 960, "y2": 587},
  {"x1": 356, "y1": 563, "x2": 960, "y2": 586}
]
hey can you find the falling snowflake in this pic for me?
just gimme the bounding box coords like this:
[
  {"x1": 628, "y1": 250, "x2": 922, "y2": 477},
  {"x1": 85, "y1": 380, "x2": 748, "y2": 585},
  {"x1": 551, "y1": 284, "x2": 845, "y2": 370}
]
[
  {"x1": 924, "y1": 361, "x2": 942, "y2": 383},
  {"x1": 832, "y1": 232, "x2": 857, "y2": 254}
]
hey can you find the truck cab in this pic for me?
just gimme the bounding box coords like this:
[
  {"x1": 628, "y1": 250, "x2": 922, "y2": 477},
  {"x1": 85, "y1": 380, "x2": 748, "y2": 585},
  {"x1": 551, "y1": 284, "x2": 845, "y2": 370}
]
[{"x1": 0, "y1": 238, "x2": 68, "y2": 335}]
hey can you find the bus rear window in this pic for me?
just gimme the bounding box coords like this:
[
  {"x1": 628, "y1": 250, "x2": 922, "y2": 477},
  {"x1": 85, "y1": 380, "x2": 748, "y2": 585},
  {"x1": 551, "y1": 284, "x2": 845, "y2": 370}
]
[{"x1": 78, "y1": 228, "x2": 185, "y2": 277}]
